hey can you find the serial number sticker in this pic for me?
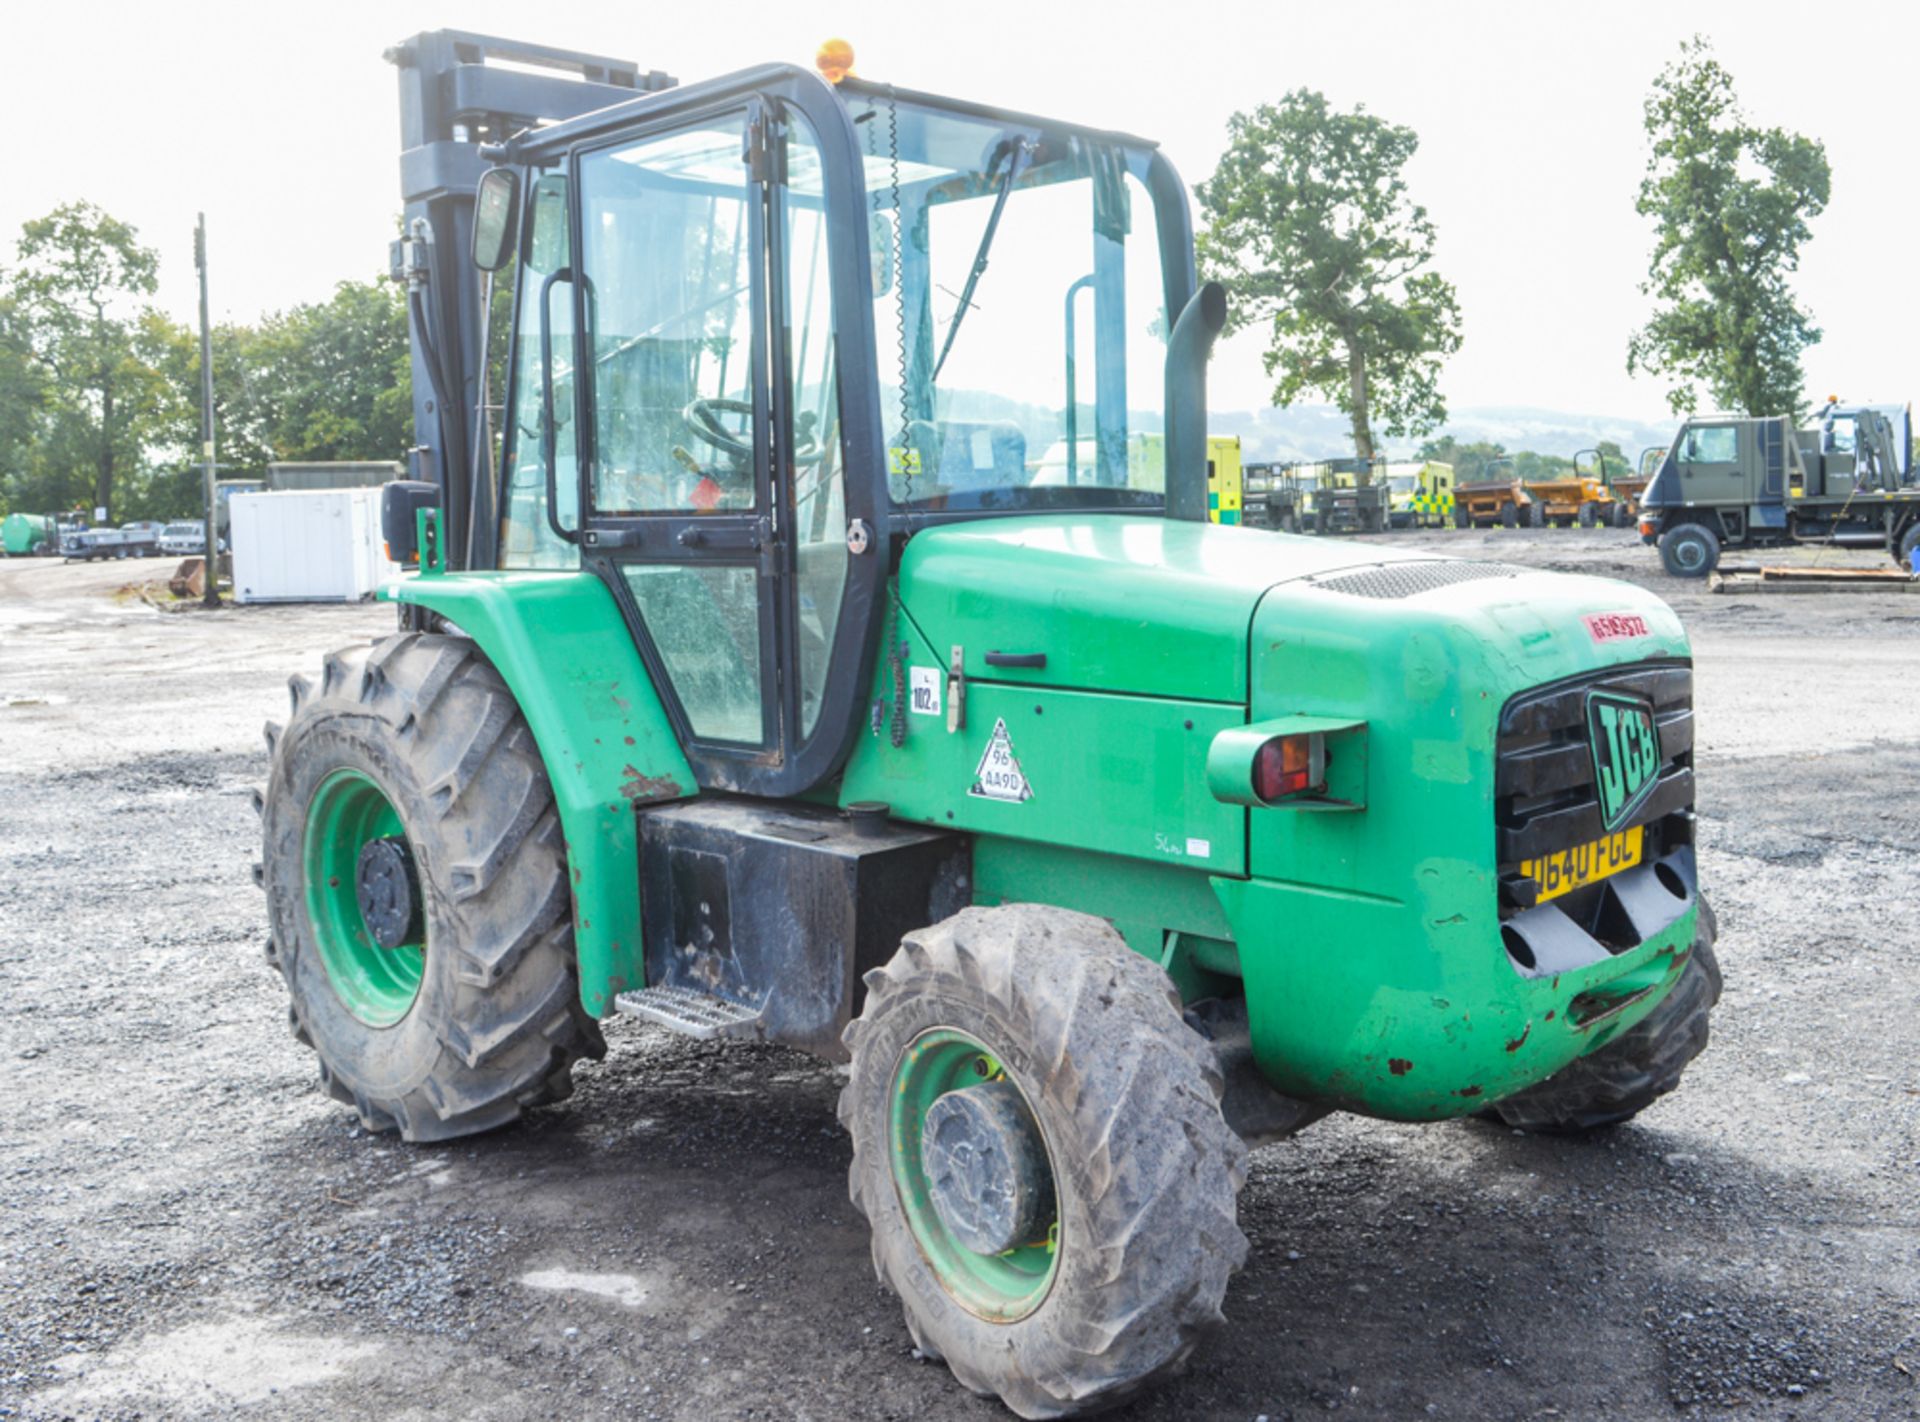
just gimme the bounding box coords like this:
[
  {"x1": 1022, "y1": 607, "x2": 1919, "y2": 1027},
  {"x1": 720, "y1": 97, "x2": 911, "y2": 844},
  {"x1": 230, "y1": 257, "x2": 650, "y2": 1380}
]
[
  {"x1": 1185, "y1": 837, "x2": 1212, "y2": 858},
  {"x1": 909, "y1": 666, "x2": 941, "y2": 716},
  {"x1": 1522, "y1": 826, "x2": 1643, "y2": 904},
  {"x1": 1583, "y1": 611, "x2": 1650, "y2": 643}
]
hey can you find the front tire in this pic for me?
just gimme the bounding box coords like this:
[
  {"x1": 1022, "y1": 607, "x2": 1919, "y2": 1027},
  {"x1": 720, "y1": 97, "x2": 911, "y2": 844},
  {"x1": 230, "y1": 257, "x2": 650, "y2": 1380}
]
[
  {"x1": 1659, "y1": 521, "x2": 1721, "y2": 578},
  {"x1": 258, "y1": 631, "x2": 604, "y2": 1142},
  {"x1": 841, "y1": 906, "x2": 1248, "y2": 1418},
  {"x1": 1486, "y1": 902, "x2": 1720, "y2": 1135}
]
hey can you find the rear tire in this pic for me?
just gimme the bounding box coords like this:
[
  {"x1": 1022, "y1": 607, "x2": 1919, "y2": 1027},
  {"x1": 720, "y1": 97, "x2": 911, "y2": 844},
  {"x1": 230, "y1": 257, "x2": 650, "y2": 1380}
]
[
  {"x1": 1527, "y1": 501, "x2": 1547, "y2": 528},
  {"x1": 1578, "y1": 503, "x2": 1598, "y2": 528},
  {"x1": 1453, "y1": 506, "x2": 1470, "y2": 530},
  {"x1": 258, "y1": 631, "x2": 604, "y2": 1142},
  {"x1": 1486, "y1": 902, "x2": 1720, "y2": 1135},
  {"x1": 1895, "y1": 522, "x2": 1920, "y2": 569},
  {"x1": 1659, "y1": 521, "x2": 1721, "y2": 578},
  {"x1": 841, "y1": 906, "x2": 1248, "y2": 1418},
  {"x1": 1499, "y1": 503, "x2": 1519, "y2": 529}
]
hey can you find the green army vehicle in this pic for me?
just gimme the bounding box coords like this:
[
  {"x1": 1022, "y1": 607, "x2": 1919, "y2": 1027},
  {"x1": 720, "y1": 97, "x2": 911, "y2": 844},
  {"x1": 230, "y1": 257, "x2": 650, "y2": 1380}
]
[
  {"x1": 257, "y1": 32, "x2": 1720, "y2": 1416},
  {"x1": 1638, "y1": 399, "x2": 1918, "y2": 576},
  {"x1": 1307, "y1": 456, "x2": 1393, "y2": 534}
]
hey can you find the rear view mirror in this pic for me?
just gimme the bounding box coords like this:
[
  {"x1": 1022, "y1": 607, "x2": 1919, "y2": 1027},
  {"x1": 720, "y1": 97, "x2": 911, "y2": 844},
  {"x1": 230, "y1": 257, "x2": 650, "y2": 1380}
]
[{"x1": 471, "y1": 167, "x2": 521, "y2": 272}]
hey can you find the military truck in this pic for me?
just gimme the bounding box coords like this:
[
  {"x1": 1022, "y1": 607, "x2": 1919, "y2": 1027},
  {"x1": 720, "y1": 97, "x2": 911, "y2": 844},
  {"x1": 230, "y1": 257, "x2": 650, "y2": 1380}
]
[
  {"x1": 258, "y1": 31, "x2": 1720, "y2": 1417},
  {"x1": 1308, "y1": 456, "x2": 1392, "y2": 533},
  {"x1": 1638, "y1": 400, "x2": 1919, "y2": 576},
  {"x1": 1241, "y1": 460, "x2": 1307, "y2": 533}
]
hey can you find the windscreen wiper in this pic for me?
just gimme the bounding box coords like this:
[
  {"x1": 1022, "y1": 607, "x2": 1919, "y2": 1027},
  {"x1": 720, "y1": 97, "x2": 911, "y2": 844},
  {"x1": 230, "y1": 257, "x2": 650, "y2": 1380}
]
[{"x1": 931, "y1": 137, "x2": 1032, "y2": 381}]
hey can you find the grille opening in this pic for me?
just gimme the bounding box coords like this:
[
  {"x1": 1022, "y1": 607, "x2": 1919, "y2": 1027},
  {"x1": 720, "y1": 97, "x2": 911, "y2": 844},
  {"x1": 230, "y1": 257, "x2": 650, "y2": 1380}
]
[
  {"x1": 1653, "y1": 861, "x2": 1688, "y2": 899},
  {"x1": 1311, "y1": 560, "x2": 1525, "y2": 600},
  {"x1": 1495, "y1": 662, "x2": 1694, "y2": 925},
  {"x1": 1501, "y1": 925, "x2": 1537, "y2": 971},
  {"x1": 1582, "y1": 881, "x2": 1643, "y2": 953}
]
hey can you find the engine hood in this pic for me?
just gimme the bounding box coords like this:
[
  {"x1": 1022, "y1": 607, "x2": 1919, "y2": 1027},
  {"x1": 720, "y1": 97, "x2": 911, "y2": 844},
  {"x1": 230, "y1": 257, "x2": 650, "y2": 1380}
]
[
  {"x1": 896, "y1": 514, "x2": 1415, "y2": 701},
  {"x1": 897, "y1": 514, "x2": 1689, "y2": 707}
]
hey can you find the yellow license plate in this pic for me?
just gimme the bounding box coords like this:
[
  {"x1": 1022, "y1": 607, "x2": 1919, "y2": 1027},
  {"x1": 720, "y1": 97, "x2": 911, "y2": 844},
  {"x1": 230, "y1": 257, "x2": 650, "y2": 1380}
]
[{"x1": 1522, "y1": 827, "x2": 1642, "y2": 903}]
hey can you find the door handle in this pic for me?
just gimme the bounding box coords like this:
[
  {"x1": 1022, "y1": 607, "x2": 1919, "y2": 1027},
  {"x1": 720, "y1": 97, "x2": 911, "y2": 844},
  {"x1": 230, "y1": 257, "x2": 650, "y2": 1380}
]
[
  {"x1": 677, "y1": 525, "x2": 763, "y2": 551},
  {"x1": 537, "y1": 267, "x2": 580, "y2": 545},
  {"x1": 984, "y1": 650, "x2": 1046, "y2": 669}
]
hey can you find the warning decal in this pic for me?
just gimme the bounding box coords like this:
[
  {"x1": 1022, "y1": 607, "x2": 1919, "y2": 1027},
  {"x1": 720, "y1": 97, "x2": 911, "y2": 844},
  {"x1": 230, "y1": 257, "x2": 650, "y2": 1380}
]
[{"x1": 968, "y1": 717, "x2": 1034, "y2": 802}]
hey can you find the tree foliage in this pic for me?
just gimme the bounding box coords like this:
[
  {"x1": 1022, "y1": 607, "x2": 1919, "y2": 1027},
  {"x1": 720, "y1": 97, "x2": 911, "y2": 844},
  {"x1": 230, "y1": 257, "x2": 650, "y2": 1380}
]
[
  {"x1": 223, "y1": 280, "x2": 412, "y2": 465},
  {"x1": 1628, "y1": 37, "x2": 1830, "y2": 419},
  {"x1": 2, "y1": 202, "x2": 165, "y2": 521},
  {"x1": 1197, "y1": 90, "x2": 1462, "y2": 460},
  {"x1": 0, "y1": 198, "x2": 411, "y2": 523}
]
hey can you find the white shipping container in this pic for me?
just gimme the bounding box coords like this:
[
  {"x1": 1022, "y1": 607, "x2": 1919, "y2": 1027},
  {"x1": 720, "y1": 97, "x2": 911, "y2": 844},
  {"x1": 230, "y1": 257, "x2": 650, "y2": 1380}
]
[{"x1": 230, "y1": 488, "x2": 401, "y2": 604}]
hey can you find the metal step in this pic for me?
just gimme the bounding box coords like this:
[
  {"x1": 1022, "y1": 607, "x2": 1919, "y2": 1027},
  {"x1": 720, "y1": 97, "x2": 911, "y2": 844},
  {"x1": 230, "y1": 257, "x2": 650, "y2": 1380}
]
[{"x1": 613, "y1": 983, "x2": 765, "y2": 1040}]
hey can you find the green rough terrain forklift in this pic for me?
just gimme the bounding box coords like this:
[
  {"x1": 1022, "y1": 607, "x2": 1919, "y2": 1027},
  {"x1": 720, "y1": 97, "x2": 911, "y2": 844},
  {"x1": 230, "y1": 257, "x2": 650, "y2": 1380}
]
[{"x1": 257, "y1": 32, "x2": 1720, "y2": 1417}]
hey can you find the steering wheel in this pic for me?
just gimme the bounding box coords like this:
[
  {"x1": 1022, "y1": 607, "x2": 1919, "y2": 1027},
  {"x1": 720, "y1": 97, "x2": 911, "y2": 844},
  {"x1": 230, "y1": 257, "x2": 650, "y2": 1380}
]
[{"x1": 683, "y1": 397, "x2": 825, "y2": 465}]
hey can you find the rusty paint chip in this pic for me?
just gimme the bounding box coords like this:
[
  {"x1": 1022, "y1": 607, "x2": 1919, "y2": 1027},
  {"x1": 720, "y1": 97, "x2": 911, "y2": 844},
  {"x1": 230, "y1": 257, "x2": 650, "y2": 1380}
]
[
  {"x1": 1455, "y1": 1085, "x2": 1483, "y2": 1098},
  {"x1": 1388, "y1": 1058, "x2": 1413, "y2": 1077},
  {"x1": 1505, "y1": 1023, "x2": 1531, "y2": 1053},
  {"x1": 619, "y1": 764, "x2": 683, "y2": 803}
]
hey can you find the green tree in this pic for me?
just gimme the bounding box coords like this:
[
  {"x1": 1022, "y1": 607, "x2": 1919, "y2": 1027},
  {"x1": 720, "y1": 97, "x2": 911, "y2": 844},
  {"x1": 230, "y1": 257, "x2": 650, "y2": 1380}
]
[
  {"x1": 1197, "y1": 90, "x2": 1463, "y2": 461},
  {"x1": 1628, "y1": 37, "x2": 1830, "y2": 419},
  {"x1": 0, "y1": 292, "x2": 53, "y2": 518},
  {"x1": 1418, "y1": 435, "x2": 1507, "y2": 481},
  {"x1": 2, "y1": 202, "x2": 164, "y2": 521},
  {"x1": 1512, "y1": 450, "x2": 1573, "y2": 481},
  {"x1": 223, "y1": 278, "x2": 411, "y2": 466}
]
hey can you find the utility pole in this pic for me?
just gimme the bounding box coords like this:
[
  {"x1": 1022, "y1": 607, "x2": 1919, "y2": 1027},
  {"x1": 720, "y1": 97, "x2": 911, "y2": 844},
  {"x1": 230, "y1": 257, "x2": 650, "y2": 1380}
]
[{"x1": 195, "y1": 213, "x2": 220, "y2": 607}]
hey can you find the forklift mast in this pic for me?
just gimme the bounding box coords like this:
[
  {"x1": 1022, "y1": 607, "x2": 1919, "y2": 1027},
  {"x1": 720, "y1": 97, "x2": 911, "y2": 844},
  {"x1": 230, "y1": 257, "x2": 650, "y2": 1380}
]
[{"x1": 386, "y1": 31, "x2": 676, "y2": 570}]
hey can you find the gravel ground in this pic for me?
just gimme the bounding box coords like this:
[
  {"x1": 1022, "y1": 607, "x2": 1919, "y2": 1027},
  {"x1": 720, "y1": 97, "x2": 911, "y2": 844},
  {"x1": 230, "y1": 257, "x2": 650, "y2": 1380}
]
[{"x1": 1, "y1": 529, "x2": 1916, "y2": 1422}]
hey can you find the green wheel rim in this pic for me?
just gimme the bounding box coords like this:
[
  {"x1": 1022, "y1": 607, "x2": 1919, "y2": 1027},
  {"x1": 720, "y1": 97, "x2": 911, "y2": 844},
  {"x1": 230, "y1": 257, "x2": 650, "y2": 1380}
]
[
  {"x1": 303, "y1": 768, "x2": 425, "y2": 1027},
  {"x1": 888, "y1": 1028, "x2": 1060, "y2": 1322}
]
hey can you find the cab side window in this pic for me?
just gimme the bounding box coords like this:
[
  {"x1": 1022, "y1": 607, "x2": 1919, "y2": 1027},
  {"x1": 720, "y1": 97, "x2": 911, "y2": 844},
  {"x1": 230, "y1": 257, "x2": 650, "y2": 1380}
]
[
  {"x1": 1684, "y1": 426, "x2": 1736, "y2": 463},
  {"x1": 498, "y1": 174, "x2": 580, "y2": 568}
]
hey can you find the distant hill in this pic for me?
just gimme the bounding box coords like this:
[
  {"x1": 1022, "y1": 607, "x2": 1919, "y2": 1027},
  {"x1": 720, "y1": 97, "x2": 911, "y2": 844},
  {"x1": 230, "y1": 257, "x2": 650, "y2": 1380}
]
[{"x1": 1209, "y1": 405, "x2": 1680, "y2": 463}]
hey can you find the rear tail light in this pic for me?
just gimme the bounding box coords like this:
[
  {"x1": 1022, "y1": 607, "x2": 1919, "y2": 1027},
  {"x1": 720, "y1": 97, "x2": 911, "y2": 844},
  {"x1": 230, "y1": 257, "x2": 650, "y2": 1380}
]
[{"x1": 1252, "y1": 733, "x2": 1326, "y2": 804}]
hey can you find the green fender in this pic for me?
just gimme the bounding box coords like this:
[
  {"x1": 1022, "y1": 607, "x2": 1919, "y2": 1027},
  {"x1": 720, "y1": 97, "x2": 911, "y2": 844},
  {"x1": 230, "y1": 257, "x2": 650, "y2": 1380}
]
[{"x1": 385, "y1": 569, "x2": 691, "y2": 1015}]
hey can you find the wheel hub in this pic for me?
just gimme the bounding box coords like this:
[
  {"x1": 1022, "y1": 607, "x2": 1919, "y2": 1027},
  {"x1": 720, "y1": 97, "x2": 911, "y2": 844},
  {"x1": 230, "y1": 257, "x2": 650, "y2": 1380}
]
[
  {"x1": 303, "y1": 769, "x2": 425, "y2": 1027},
  {"x1": 888, "y1": 1029, "x2": 1061, "y2": 1320},
  {"x1": 921, "y1": 1080, "x2": 1052, "y2": 1256},
  {"x1": 356, "y1": 835, "x2": 422, "y2": 950}
]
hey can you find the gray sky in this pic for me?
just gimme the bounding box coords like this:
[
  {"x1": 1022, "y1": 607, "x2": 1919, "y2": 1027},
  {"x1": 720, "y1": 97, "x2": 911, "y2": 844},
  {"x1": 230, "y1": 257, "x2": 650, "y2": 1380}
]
[{"x1": 7, "y1": 0, "x2": 1912, "y2": 423}]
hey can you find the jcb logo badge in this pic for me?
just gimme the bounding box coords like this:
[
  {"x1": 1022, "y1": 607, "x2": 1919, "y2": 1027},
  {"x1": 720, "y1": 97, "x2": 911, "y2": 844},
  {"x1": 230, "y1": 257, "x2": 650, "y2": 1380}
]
[{"x1": 1587, "y1": 691, "x2": 1661, "y2": 831}]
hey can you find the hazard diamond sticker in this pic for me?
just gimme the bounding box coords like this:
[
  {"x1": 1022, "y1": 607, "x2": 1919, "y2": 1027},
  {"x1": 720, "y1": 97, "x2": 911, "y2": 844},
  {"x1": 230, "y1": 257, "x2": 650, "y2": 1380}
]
[{"x1": 968, "y1": 717, "x2": 1034, "y2": 802}]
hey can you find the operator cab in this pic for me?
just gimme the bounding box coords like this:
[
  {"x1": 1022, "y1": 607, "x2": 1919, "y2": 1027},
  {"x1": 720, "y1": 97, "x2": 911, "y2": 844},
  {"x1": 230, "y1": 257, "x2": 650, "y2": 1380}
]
[{"x1": 480, "y1": 58, "x2": 1196, "y2": 795}]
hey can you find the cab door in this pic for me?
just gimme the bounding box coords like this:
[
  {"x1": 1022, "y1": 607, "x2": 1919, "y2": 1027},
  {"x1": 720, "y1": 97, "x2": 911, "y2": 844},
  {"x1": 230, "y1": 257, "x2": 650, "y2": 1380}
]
[
  {"x1": 1677, "y1": 421, "x2": 1744, "y2": 505},
  {"x1": 566, "y1": 95, "x2": 885, "y2": 795}
]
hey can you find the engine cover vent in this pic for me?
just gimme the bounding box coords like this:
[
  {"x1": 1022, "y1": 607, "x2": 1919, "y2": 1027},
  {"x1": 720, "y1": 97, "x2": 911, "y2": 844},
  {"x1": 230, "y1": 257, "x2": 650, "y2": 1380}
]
[{"x1": 1310, "y1": 560, "x2": 1525, "y2": 600}]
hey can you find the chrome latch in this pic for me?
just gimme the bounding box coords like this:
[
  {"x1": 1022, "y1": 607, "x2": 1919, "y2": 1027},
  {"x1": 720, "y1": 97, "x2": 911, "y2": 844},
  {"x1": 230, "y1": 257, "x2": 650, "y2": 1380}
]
[{"x1": 946, "y1": 645, "x2": 966, "y2": 733}]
